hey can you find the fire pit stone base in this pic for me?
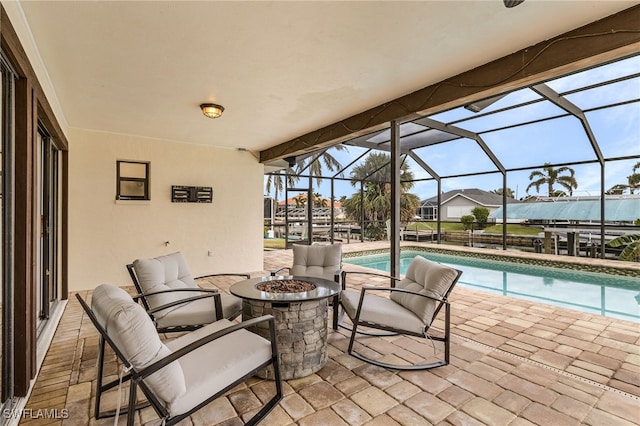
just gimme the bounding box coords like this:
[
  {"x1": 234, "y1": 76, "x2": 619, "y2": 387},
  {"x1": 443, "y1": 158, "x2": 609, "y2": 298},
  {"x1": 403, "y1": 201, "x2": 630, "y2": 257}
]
[{"x1": 242, "y1": 298, "x2": 328, "y2": 380}]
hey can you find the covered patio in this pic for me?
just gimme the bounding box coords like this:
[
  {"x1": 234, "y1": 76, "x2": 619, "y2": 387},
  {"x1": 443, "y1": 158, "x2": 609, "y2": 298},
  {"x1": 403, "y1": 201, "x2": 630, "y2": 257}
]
[{"x1": 20, "y1": 243, "x2": 639, "y2": 425}]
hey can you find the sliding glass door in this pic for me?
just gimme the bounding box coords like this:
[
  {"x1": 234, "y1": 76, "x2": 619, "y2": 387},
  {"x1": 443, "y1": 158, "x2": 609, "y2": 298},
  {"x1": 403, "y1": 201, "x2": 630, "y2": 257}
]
[
  {"x1": 36, "y1": 127, "x2": 60, "y2": 332},
  {"x1": 0, "y1": 51, "x2": 15, "y2": 410}
]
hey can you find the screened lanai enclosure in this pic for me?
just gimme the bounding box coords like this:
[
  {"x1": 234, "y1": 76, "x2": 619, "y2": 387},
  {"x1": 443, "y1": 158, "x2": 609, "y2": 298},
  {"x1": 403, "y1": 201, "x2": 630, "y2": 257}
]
[{"x1": 264, "y1": 54, "x2": 640, "y2": 263}]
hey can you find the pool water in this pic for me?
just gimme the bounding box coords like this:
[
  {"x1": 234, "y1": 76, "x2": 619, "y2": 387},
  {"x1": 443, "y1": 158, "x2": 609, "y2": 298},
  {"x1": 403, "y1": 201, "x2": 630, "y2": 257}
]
[{"x1": 343, "y1": 251, "x2": 640, "y2": 322}]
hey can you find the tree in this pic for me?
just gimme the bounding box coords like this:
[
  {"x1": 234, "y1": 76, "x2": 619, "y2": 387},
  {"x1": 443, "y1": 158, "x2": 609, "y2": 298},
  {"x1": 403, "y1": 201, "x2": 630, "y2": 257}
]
[
  {"x1": 605, "y1": 184, "x2": 628, "y2": 195},
  {"x1": 292, "y1": 194, "x2": 306, "y2": 208},
  {"x1": 490, "y1": 187, "x2": 515, "y2": 198},
  {"x1": 313, "y1": 193, "x2": 328, "y2": 207},
  {"x1": 265, "y1": 170, "x2": 299, "y2": 204},
  {"x1": 460, "y1": 215, "x2": 475, "y2": 231},
  {"x1": 471, "y1": 206, "x2": 490, "y2": 228},
  {"x1": 342, "y1": 153, "x2": 420, "y2": 239},
  {"x1": 628, "y1": 161, "x2": 640, "y2": 194},
  {"x1": 609, "y1": 234, "x2": 640, "y2": 261},
  {"x1": 526, "y1": 163, "x2": 578, "y2": 196},
  {"x1": 295, "y1": 145, "x2": 346, "y2": 187},
  {"x1": 604, "y1": 162, "x2": 640, "y2": 195}
]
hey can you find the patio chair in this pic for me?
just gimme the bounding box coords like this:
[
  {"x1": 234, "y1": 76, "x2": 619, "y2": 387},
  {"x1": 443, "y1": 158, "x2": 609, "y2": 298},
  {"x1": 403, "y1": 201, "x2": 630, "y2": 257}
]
[
  {"x1": 340, "y1": 255, "x2": 462, "y2": 370},
  {"x1": 271, "y1": 243, "x2": 342, "y2": 329},
  {"x1": 127, "y1": 251, "x2": 249, "y2": 333},
  {"x1": 78, "y1": 283, "x2": 282, "y2": 426}
]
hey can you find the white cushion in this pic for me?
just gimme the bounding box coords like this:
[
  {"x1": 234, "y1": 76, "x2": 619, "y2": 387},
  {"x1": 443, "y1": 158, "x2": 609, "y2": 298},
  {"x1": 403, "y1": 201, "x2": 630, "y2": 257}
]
[
  {"x1": 290, "y1": 243, "x2": 342, "y2": 281},
  {"x1": 341, "y1": 289, "x2": 425, "y2": 335},
  {"x1": 390, "y1": 256, "x2": 458, "y2": 324},
  {"x1": 91, "y1": 284, "x2": 186, "y2": 405},
  {"x1": 155, "y1": 294, "x2": 241, "y2": 329},
  {"x1": 164, "y1": 319, "x2": 273, "y2": 415},
  {"x1": 133, "y1": 252, "x2": 199, "y2": 318}
]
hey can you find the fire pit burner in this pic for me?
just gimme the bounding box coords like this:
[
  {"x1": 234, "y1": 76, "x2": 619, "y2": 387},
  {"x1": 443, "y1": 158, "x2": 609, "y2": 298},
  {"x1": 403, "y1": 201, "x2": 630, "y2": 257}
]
[{"x1": 256, "y1": 279, "x2": 317, "y2": 293}]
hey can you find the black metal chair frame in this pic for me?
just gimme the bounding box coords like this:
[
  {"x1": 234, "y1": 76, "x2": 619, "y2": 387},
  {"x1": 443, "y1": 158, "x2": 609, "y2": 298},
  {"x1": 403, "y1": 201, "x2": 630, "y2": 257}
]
[
  {"x1": 341, "y1": 269, "x2": 462, "y2": 370},
  {"x1": 76, "y1": 293, "x2": 283, "y2": 426},
  {"x1": 126, "y1": 263, "x2": 248, "y2": 332}
]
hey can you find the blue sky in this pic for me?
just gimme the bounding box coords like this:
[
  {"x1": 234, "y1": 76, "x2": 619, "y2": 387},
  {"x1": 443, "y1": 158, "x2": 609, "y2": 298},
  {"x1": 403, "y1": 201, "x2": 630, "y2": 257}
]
[{"x1": 265, "y1": 55, "x2": 640, "y2": 202}]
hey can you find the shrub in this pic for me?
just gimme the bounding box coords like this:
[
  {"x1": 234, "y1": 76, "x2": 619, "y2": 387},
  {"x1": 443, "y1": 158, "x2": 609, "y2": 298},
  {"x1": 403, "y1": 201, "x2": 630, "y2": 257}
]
[
  {"x1": 460, "y1": 215, "x2": 475, "y2": 230},
  {"x1": 471, "y1": 206, "x2": 490, "y2": 228}
]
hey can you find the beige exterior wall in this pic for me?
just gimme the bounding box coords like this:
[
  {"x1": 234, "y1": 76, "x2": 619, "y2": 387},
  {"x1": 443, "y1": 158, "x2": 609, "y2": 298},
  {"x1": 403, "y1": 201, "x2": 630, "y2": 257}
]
[{"x1": 68, "y1": 128, "x2": 264, "y2": 291}]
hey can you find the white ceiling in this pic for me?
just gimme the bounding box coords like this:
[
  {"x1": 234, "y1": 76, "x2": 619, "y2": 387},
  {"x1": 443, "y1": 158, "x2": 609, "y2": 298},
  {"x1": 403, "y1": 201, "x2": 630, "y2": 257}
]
[{"x1": 16, "y1": 0, "x2": 638, "y2": 156}]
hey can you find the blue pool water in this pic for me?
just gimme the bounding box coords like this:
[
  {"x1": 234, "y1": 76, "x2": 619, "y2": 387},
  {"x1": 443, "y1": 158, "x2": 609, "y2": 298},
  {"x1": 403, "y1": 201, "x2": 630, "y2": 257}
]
[{"x1": 343, "y1": 251, "x2": 640, "y2": 322}]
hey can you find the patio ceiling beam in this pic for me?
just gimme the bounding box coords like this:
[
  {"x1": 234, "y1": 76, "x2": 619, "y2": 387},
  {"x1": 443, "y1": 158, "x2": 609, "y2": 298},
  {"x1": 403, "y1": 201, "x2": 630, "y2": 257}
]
[
  {"x1": 407, "y1": 151, "x2": 440, "y2": 181},
  {"x1": 417, "y1": 117, "x2": 506, "y2": 174},
  {"x1": 531, "y1": 83, "x2": 605, "y2": 165},
  {"x1": 259, "y1": 5, "x2": 640, "y2": 164}
]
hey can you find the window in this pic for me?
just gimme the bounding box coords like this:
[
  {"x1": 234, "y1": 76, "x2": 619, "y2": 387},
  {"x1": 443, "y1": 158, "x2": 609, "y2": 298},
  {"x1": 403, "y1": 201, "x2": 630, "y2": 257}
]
[{"x1": 116, "y1": 160, "x2": 149, "y2": 200}]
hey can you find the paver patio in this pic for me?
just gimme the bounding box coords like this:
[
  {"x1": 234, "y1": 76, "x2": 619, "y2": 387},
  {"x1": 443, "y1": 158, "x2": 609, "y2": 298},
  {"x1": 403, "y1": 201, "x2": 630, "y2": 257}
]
[{"x1": 19, "y1": 242, "x2": 640, "y2": 425}]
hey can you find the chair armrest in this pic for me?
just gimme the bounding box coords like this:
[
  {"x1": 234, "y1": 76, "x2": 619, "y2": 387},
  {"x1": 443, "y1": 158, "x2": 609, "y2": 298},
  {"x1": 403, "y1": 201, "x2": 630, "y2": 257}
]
[
  {"x1": 137, "y1": 315, "x2": 277, "y2": 380},
  {"x1": 135, "y1": 288, "x2": 223, "y2": 320},
  {"x1": 334, "y1": 268, "x2": 343, "y2": 286},
  {"x1": 196, "y1": 273, "x2": 251, "y2": 280},
  {"x1": 132, "y1": 287, "x2": 219, "y2": 301},
  {"x1": 342, "y1": 270, "x2": 401, "y2": 289},
  {"x1": 360, "y1": 286, "x2": 447, "y2": 303},
  {"x1": 270, "y1": 267, "x2": 290, "y2": 276}
]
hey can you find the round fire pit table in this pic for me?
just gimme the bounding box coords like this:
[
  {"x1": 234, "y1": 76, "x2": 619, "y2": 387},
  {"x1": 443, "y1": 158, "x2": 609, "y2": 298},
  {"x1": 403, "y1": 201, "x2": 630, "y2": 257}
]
[{"x1": 230, "y1": 275, "x2": 340, "y2": 380}]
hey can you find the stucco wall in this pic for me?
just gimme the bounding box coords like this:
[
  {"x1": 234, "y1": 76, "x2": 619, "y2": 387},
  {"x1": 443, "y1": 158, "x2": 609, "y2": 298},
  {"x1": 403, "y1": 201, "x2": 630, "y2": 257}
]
[
  {"x1": 443, "y1": 196, "x2": 499, "y2": 221},
  {"x1": 68, "y1": 128, "x2": 264, "y2": 291}
]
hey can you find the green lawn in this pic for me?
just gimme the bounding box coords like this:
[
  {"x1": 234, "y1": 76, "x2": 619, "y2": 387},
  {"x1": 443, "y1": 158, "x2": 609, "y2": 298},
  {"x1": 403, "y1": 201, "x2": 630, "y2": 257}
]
[
  {"x1": 264, "y1": 238, "x2": 286, "y2": 249},
  {"x1": 420, "y1": 221, "x2": 541, "y2": 235}
]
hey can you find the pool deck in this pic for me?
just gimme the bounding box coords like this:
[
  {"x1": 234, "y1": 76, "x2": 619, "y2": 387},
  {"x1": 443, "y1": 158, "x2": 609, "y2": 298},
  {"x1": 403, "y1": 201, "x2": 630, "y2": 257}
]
[{"x1": 20, "y1": 241, "x2": 640, "y2": 425}]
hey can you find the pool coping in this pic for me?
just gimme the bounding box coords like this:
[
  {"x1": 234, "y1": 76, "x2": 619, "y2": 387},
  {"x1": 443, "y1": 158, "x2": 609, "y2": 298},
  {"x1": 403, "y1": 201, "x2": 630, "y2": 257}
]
[{"x1": 342, "y1": 244, "x2": 640, "y2": 278}]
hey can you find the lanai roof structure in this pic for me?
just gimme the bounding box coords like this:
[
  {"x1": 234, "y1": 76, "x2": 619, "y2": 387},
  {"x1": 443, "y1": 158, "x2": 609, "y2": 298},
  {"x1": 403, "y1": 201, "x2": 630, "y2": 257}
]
[{"x1": 269, "y1": 52, "x2": 640, "y2": 265}]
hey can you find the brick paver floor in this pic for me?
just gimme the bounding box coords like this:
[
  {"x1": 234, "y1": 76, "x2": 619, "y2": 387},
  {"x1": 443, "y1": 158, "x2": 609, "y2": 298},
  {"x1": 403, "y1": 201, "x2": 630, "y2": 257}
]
[{"x1": 20, "y1": 242, "x2": 640, "y2": 425}]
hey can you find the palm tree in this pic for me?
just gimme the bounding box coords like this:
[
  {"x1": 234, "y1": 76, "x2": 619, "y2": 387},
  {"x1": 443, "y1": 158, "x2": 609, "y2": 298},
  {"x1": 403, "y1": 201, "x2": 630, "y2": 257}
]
[
  {"x1": 343, "y1": 153, "x2": 420, "y2": 239},
  {"x1": 605, "y1": 184, "x2": 628, "y2": 195},
  {"x1": 293, "y1": 194, "x2": 307, "y2": 208},
  {"x1": 295, "y1": 145, "x2": 346, "y2": 187},
  {"x1": 490, "y1": 187, "x2": 515, "y2": 198},
  {"x1": 526, "y1": 163, "x2": 578, "y2": 196},
  {"x1": 626, "y1": 161, "x2": 640, "y2": 195},
  {"x1": 313, "y1": 193, "x2": 328, "y2": 207},
  {"x1": 604, "y1": 161, "x2": 640, "y2": 195},
  {"x1": 265, "y1": 170, "x2": 299, "y2": 205}
]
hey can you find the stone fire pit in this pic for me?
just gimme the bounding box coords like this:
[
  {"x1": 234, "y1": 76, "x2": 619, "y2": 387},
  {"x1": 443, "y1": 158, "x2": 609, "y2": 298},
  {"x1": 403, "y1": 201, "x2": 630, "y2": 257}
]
[
  {"x1": 256, "y1": 279, "x2": 317, "y2": 293},
  {"x1": 229, "y1": 276, "x2": 340, "y2": 380}
]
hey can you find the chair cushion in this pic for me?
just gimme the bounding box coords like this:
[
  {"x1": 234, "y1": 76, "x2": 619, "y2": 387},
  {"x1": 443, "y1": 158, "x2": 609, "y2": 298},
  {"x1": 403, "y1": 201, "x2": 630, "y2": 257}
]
[
  {"x1": 155, "y1": 294, "x2": 241, "y2": 329},
  {"x1": 390, "y1": 256, "x2": 458, "y2": 325},
  {"x1": 133, "y1": 252, "x2": 198, "y2": 318},
  {"x1": 165, "y1": 319, "x2": 273, "y2": 416},
  {"x1": 341, "y1": 289, "x2": 425, "y2": 335},
  {"x1": 91, "y1": 284, "x2": 186, "y2": 405},
  {"x1": 290, "y1": 243, "x2": 341, "y2": 281}
]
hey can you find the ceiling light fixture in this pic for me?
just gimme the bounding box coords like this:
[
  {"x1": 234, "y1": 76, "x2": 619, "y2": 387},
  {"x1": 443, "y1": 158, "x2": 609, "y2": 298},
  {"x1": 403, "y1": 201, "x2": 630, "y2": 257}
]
[
  {"x1": 503, "y1": 0, "x2": 525, "y2": 8},
  {"x1": 200, "y1": 103, "x2": 225, "y2": 119}
]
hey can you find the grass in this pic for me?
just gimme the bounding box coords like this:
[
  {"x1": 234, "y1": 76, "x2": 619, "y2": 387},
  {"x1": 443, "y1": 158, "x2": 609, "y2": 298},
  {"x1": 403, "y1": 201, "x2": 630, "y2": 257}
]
[
  {"x1": 264, "y1": 238, "x2": 286, "y2": 249},
  {"x1": 420, "y1": 221, "x2": 541, "y2": 235}
]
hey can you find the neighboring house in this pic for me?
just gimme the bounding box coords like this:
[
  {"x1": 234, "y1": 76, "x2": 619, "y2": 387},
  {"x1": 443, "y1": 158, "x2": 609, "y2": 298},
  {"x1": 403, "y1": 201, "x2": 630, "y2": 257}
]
[{"x1": 418, "y1": 188, "x2": 518, "y2": 222}]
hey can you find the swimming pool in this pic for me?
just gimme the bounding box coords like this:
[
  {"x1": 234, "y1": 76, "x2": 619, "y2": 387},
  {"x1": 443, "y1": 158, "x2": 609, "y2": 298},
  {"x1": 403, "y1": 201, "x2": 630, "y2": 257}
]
[{"x1": 343, "y1": 250, "x2": 640, "y2": 322}]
